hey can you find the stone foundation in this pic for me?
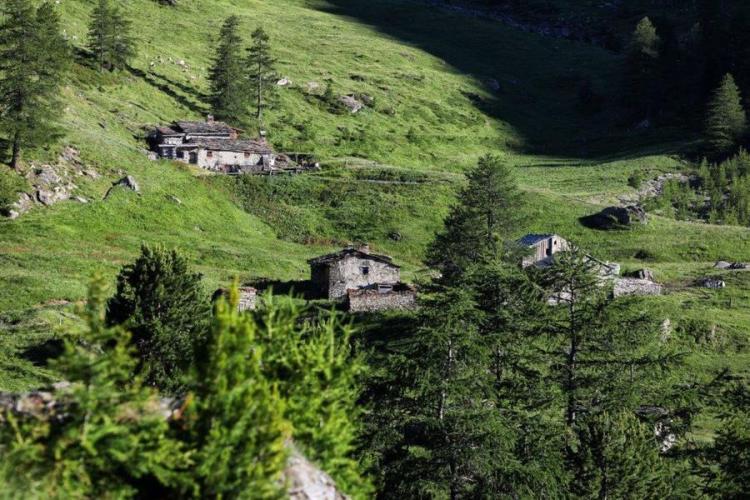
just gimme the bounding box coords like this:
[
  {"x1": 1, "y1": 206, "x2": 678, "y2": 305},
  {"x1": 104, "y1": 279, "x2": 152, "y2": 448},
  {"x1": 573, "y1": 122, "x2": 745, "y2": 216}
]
[{"x1": 347, "y1": 287, "x2": 417, "y2": 313}]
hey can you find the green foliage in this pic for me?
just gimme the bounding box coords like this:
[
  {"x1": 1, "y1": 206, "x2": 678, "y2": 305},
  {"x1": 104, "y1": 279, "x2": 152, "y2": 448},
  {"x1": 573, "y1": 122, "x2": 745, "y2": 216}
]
[
  {"x1": 0, "y1": 0, "x2": 70, "y2": 168},
  {"x1": 107, "y1": 245, "x2": 211, "y2": 393},
  {"x1": 189, "y1": 289, "x2": 288, "y2": 498},
  {"x1": 191, "y1": 288, "x2": 371, "y2": 498},
  {"x1": 0, "y1": 276, "x2": 191, "y2": 499},
  {"x1": 427, "y1": 154, "x2": 524, "y2": 280},
  {"x1": 706, "y1": 74, "x2": 747, "y2": 157},
  {"x1": 87, "y1": 0, "x2": 137, "y2": 72},
  {"x1": 208, "y1": 16, "x2": 247, "y2": 124},
  {"x1": 708, "y1": 383, "x2": 750, "y2": 498},
  {"x1": 571, "y1": 412, "x2": 688, "y2": 499},
  {"x1": 246, "y1": 27, "x2": 278, "y2": 126}
]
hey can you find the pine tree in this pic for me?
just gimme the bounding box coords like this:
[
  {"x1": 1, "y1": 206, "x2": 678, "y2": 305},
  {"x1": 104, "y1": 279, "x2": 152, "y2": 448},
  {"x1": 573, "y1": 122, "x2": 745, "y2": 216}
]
[
  {"x1": 208, "y1": 16, "x2": 247, "y2": 124},
  {"x1": 706, "y1": 73, "x2": 747, "y2": 157},
  {"x1": 381, "y1": 286, "x2": 530, "y2": 498},
  {"x1": 87, "y1": 0, "x2": 136, "y2": 71},
  {"x1": 0, "y1": 0, "x2": 70, "y2": 170},
  {"x1": 426, "y1": 154, "x2": 524, "y2": 280},
  {"x1": 246, "y1": 27, "x2": 278, "y2": 128},
  {"x1": 571, "y1": 412, "x2": 689, "y2": 499},
  {"x1": 0, "y1": 276, "x2": 192, "y2": 498},
  {"x1": 107, "y1": 245, "x2": 211, "y2": 393},
  {"x1": 709, "y1": 383, "x2": 750, "y2": 497},
  {"x1": 623, "y1": 17, "x2": 661, "y2": 121}
]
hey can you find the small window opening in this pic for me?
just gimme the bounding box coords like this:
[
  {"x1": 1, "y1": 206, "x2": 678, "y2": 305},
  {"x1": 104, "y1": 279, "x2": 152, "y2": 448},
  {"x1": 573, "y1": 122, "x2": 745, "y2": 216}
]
[
  {"x1": 361, "y1": 266, "x2": 370, "y2": 275},
  {"x1": 207, "y1": 151, "x2": 213, "y2": 158},
  {"x1": 244, "y1": 151, "x2": 251, "y2": 158}
]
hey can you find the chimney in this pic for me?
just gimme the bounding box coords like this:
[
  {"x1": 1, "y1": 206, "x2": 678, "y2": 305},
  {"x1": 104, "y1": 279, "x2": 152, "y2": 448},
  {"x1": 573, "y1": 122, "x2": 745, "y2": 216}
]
[
  {"x1": 357, "y1": 244, "x2": 370, "y2": 254},
  {"x1": 206, "y1": 114, "x2": 214, "y2": 124}
]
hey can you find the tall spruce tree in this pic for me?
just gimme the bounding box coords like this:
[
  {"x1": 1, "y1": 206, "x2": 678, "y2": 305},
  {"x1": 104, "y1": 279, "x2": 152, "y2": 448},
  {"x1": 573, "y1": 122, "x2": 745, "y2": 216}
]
[
  {"x1": 624, "y1": 17, "x2": 661, "y2": 121},
  {"x1": 706, "y1": 73, "x2": 747, "y2": 157},
  {"x1": 708, "y1": 383, "x2": 750, "y2": 497},
  {"x1": 208, "y1": 16, "x2": 247, "y2": 124},
  {"x1": 107, "y1": 245, "x2": 211, "y2": 393},
  {"x1": 0, "y1": 0, "x2": 70, "y2": 170},
  {"x1": 246, "y1": 27, "x2": 278, "y2": 127},
  {"x1": 87, "y1": 0, "x2": 136, "y2": 71},
  {"x1": 426, "y1": 154, "x2": 524, "y2": 280},
  {"x1": 382, "y1": 286, "x2": 532, "y2": 498}
]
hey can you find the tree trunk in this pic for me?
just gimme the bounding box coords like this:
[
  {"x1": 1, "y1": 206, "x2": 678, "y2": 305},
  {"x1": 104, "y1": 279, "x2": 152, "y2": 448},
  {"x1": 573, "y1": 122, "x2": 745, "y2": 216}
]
[
  {"x1": 10, "y1": 132, "x2": 21, "y2": 171},
  {"x1": 256, "y1": 57, "x2": 263, "y2": 123}
]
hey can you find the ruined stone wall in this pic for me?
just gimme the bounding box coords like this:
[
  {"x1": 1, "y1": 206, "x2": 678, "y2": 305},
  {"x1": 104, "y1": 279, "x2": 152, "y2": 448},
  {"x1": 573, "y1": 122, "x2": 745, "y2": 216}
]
[
  {"x1": 327, "y1": 256, "x2": 400, "y2": 300},
  {"x1": 347, "y1": 289, "x2": 416, "y2": 312}
]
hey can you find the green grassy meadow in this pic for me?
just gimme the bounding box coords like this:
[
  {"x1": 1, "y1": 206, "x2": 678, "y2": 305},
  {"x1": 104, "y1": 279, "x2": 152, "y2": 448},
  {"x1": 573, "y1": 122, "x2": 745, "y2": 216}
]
[{"x1": 0, "y1": 0, "x2": 748, "y2": 437}]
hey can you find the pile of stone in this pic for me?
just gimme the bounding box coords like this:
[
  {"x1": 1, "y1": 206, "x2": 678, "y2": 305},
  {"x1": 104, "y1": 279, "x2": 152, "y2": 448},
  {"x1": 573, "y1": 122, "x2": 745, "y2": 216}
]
[
  {"x1": 697, "y1": 277, "x2": 726, "y2": 289},
  {"x1": 613, "y1": 268, "x2": 663, "y2": 298},
  {"x1": 580, "y1": 205, "x2": 647, "y2": 230},
  {"x1": 714, "y1": 261, "x2": 748, "y2": 270}
]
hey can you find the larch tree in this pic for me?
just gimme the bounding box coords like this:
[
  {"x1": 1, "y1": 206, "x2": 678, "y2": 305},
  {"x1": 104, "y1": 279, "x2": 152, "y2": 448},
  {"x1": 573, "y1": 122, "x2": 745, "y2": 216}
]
[
  {"x1": 246, "y1": 27, "x2": 278, "y2": 128},
  {"x1": 208, "y1": 16, "x2": 247, "y2": 124},
  {"x1": 623, "y1": 17, "x2": 661, "y2": 121},
  {"x1": 706, "y1": 73, "x2": 747, "y2": 157},
  {"x1": 0, "y1": 0, "x2": 70, "y2": 170},
  {"x1": 106, "y1": 245, "x2": 211, "y2": 393},
  {"x1": 426, "y1": 154, "x2": 524, "y2": 281},
  {"x1": 87, "y1": 0, "x2": 136, "y2": 71}
]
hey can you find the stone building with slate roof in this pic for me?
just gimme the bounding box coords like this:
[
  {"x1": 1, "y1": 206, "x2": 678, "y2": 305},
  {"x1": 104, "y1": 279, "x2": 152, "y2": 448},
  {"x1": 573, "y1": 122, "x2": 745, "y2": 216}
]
[{"x1": 151, "y1": 115, "x2": 280, "y2": 173}]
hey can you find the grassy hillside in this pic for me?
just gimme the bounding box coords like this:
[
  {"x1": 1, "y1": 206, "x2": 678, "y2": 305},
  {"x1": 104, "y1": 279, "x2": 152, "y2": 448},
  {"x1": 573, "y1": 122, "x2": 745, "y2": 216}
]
[{"x1": 0, "y1": 0, "x2": 748, "y2": 411}]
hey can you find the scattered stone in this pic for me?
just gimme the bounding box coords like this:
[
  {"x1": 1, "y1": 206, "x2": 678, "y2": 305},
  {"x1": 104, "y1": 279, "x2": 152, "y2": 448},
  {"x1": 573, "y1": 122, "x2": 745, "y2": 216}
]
[
  {"x1": 84, "y1": 169, "x2": 101, "y2": 179},
  {"x1": 167, "y1": 194, "x2": 182, "y2": 205},
  {"x1": 74, "y1": 196, "x2": 88, "y2": 204},
  {"x1": 634, "y1": 268, "x2": 654, "y2": 281},
  {"x1": 339, "y1": 94, "x2": 364, "y2": 113},
  {"x1": 714, "y1": 261, "x2": 732, "y2": 270},
  {"x1": 613, "y1": 278, "x2": 663, "y2": 297},
  {"x1": 104, "y1": 175, "x2": 140, "y2": 199},
  {"x1": 580, "y1": 205, "x2": 647, "y2": 230},
  {"x1": 349, "y1": 74, "x2": 366, "y2": 82},
  {"x1": 358, "y1": 94, "x2": 374, "y2": 106},
  {"x1": 276, "y1": 78, "x2": 292, "y2": 86},
  {"x1": 36, "y1": 187, "x2": 72, "y2": 206},
  {"x1": 304, "y1": 81, "x2": 321, "y2": 93},
  {"x1": 285, "y1": 444, "x2": 347, "y2": 500},
  {"x1": 660, "y1": 319, "x2": 672, "y2": 342},
  {"x1": 697, "y1": 277, "x2": 726, "y2": 289},
  {"x1": 8, "y1": 193, "x2": 35, "y2": 219},
  {"x1": 486, "y1": 78, "x2": 501, "y2": 92}
]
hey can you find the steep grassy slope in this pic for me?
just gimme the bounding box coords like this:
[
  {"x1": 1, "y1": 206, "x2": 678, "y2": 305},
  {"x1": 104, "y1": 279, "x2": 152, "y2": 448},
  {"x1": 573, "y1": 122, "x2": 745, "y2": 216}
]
[{"x1": 0, "y1": 0, "x2": 748, "y2": 404}]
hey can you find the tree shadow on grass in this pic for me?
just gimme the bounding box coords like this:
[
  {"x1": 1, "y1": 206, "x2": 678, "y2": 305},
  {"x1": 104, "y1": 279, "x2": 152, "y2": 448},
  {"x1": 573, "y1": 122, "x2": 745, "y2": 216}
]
[{"x1": 316, "y1": 0, "x2": 691, "y2": 160}]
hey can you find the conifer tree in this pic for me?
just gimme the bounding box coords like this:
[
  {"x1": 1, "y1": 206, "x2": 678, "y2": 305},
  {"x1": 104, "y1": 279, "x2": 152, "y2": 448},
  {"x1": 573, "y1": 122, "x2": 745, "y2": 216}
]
[
  {"x1": 107, "y1": 245, "x2": 211, "y2": 393},
  {"x1": 0, "y1": 0, "x2": 70, "y2": 170},
  {"x1": 706, "y1": 73, "x2": 747, "y2": 157},
  {"x1": 427, "y1": 154, "x2": 524, "y2": 280},
  {"x1": 246, "y1": 27, "x2": 278, "y2": 127},
  {"x1": 378, "y1": 286, "x2": 531, "y2": 498},
  {"x1": 708, "y1": 383, "x2": 750, "y2": 497},
  {"x1": 0, "y1": 277, "x2": 192, "y2": 498},
  {"x1": 208, "y1": 16, "x2": 247, "y2": 124},
  {"x1": 623, "y1": 17, "x2": 661, "y2": 120},
  {"x1": 87, "y1": 0, "x2": 136, "y2": 71}
]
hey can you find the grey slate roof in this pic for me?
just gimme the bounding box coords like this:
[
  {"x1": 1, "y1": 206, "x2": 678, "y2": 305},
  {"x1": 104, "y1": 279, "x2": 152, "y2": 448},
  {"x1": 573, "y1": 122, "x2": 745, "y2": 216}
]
[
  {"x1": 175, "y1": 120, "x2": 236, "y2": 135},
  {"x1": 518, "y1": 234, "x2": 555, "y2": 246},
  {"x1": 175, "y1": 139, "x2": 273, "y2": 154},
  {"x1": 308, "y1": 248, "x2": 399, "y2": 268}
]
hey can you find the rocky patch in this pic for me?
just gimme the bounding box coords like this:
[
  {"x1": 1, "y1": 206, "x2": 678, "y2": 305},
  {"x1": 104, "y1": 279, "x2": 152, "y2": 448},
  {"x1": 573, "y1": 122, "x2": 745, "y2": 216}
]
[{"x1": 579, "y1": 205, "x2": 647, "y2": 230}]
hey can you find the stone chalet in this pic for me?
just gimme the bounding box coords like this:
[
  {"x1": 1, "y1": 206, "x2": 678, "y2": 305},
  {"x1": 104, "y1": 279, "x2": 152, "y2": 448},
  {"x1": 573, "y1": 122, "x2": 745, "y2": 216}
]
[
  {"x1": 151, "y1": 116, "x2": 285, "y2": 174},
  {"x1": 519, "y1": 233, "x2": 570, "y2": 268},
  {"x1": 308, "y1": 246, "x2": 416, "y2": 311}
]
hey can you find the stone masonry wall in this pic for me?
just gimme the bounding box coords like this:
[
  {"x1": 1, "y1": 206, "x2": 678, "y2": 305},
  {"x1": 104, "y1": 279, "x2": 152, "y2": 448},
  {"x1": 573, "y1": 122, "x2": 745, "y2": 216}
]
[
  {"x1": 327, "y1": 255, "x2": 400, "y2": 300},
  {"x1": 347, "y1": 289, "x2": 416, "y2": 313}
]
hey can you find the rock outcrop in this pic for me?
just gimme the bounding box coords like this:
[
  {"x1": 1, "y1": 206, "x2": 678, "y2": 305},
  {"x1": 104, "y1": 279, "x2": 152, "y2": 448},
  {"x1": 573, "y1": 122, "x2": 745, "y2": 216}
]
[{"x1": 580, "y1": 205, "x2": 647, "y2": 230}]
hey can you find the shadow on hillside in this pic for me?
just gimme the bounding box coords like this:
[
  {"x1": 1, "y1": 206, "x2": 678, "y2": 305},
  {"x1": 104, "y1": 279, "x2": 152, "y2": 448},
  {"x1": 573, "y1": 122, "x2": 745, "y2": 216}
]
[
  {"x1": 316, "y1": 0, "x2": 688, "y2": 160},
  {"x1": 127, "y1": 66, "x2": 209, "y2": 116}
]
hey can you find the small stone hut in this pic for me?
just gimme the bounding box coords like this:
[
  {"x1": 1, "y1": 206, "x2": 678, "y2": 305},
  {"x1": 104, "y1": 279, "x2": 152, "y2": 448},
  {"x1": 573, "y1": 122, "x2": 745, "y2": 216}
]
[
  {"x1": 308, "y1": 246, "x2": 401, "y2": 301},
  {"x1": 518, "y1": 234, "x2": 570, "y2": 268}
]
